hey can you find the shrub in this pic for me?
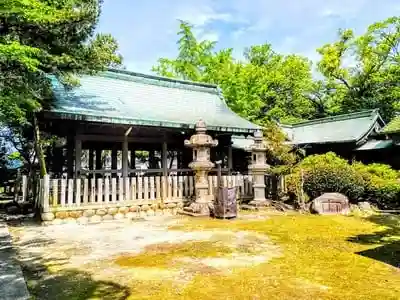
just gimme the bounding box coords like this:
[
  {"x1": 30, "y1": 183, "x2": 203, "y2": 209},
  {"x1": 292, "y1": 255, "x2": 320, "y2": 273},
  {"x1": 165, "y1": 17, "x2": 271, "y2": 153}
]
[
  {"x1": 287, "y1": 154, "x2": 400, "y2": 208},
  {"x1": 303, "y1": 166, "x2": 365, "y2": 201},
  {"x1": 287, "y1": 152, "x2": 365, "y2": 202},
  {"x1": 352, "y1": 162, "x2": 400, "y2": 208}
]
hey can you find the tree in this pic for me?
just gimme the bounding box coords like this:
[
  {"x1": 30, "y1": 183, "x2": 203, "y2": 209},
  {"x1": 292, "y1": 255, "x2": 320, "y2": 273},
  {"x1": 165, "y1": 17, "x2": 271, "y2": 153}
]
[
  {"x1": 153, "y1": 21, "x2": 316, "y2": 124},
  {"x1": 317, "y1": 16, "x2": 400, "y2": 121},
  {"x1": 0, "y1": 0, "x2": 122, "y2": 176}
]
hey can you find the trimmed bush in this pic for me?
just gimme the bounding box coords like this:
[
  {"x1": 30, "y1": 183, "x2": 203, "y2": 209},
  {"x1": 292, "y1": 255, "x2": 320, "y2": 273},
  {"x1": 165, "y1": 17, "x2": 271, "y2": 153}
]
[
  {"x1": 353, "y1": 163, "x2": 400, "y2": 208},
  {"x1": 287, "y1": 152, "x2": 365, "y2": 202},
  {"x1": 287, "y1": 153, "x2": 400, "y2": 208}
]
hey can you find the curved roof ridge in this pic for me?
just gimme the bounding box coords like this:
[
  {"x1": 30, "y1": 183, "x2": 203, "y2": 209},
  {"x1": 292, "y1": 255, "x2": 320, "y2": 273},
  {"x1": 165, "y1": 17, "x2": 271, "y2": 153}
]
[
  {"x1": 106, "y1": 68, "x2": 219, "y2": 92},
  {"x1": 287, "y1": 109, "x2": 379, "y2": 128}
]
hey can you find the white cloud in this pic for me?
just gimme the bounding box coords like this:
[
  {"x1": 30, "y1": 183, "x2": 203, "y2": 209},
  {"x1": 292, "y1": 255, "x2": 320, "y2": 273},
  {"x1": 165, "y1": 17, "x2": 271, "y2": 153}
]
[{"x1": 97, "y1": 0, "x2": 400, "y2": 74}]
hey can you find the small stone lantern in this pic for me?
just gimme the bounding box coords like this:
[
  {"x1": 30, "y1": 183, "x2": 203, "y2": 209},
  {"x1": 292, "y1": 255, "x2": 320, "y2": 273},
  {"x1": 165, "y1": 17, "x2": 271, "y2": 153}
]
[
  {"x1": 182, "y1": 119, "x2": 218, "y2": 216},
  {"x1": 247, "y1": 130, "x2": 270, "y2": 207}
]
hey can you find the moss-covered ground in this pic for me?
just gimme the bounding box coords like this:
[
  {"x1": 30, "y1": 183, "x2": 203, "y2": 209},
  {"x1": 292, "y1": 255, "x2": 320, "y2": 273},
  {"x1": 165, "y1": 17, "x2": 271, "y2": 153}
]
[{"x1": 11, "y1": 213, "x2": 400, "y2": 300}]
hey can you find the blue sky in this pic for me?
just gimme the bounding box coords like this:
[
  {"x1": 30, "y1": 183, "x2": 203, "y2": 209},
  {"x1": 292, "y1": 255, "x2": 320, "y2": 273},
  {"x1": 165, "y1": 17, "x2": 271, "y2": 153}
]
[{"x1": 97, "y1": 0, "x2": 400, "y2": 74}]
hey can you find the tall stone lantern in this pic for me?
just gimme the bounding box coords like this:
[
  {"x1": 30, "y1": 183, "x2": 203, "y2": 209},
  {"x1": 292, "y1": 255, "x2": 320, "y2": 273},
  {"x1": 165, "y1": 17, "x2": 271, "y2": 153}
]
[
  {"x1": 182, "y1": 119, "x2": 218, "y2": 216},
  {"x1": 247, "y1": 130, "x2": 270, "y2": 207}
]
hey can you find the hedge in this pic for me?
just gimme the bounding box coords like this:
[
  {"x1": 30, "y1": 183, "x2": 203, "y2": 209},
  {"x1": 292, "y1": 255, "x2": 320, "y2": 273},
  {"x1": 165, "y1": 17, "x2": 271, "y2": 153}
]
[{"x1": 286, "y1": 152, "x2": 400, "y2": 207}]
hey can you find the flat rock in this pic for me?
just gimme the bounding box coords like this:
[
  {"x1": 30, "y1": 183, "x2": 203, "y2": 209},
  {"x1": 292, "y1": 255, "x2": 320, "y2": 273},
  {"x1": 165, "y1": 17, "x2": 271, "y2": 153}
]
[{"x1": 311, "y1": 193, "x2": 350, "y2": 215}]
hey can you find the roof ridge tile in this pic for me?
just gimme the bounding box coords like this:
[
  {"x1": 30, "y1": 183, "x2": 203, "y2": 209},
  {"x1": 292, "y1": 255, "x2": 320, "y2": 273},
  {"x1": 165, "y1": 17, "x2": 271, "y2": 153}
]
[
  {"x1": 287, "y1": 109, "x2": 378, "y2": 128},
  {"x1": 105, "y1": 68, "x2": 219, "y2": 93}
]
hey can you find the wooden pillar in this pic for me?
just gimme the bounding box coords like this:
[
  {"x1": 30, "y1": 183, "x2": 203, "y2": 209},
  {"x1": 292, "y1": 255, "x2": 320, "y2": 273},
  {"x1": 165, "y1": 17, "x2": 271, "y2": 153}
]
[
  {"x1": 111, "y1": 147, "x2": 118, "y2": 177},
  {"x1": 149, "y1": 150, "x2": 155, "y2": 169},
  {"x1": 130, "y1": 148, "x2": 135, "y2": 169},
  {"x1": 75, "y1": 137, "x2": 82, "y2": 178},
  {"x1": 95, "y1": 148, "x2": 102, "y2": 170},
  {"x1": 67, "y1": 136, "x2": 74, "y2": 178},
  {"x1": 228, "y1": 142, "x2": 233, "y2": 175},
  {"x1": 162, "y1": 142, "x2": 168, "y2": 200},
  {"x1": 89, "y1": 149, "x2": 94, "y2": 175},
  {"x1": 177, "y1": 150, "x2": 182, "y2": 169},
  {"x1": 122, "y1": 136, "x2": 129, "y2": 178},
  {"x1": 162, "y1": 142, "x2": 168, "y2": 177}
]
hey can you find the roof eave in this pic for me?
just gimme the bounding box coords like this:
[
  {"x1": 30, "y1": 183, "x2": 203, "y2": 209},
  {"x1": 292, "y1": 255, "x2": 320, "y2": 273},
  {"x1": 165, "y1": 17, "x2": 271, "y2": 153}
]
[{"x1": 41, "y1": 111, "x2": 260, "y2": 134}]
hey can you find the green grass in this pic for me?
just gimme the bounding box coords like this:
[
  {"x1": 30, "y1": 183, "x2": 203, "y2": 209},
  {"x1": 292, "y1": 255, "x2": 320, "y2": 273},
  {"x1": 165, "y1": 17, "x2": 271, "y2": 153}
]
[
  {"x1": 126, "y1": 214, "x2": 400, "y2": 300},
  {"x1": 20, "y1": 214, "x2": 400, "y2": 300},
  {"x1": 114, "y1": 241, "x2": 235, "y2": 268}
]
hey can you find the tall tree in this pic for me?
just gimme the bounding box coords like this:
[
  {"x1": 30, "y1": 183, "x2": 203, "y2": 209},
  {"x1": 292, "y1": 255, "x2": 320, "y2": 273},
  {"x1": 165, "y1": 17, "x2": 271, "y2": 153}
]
[
  {"x1": 0, "y1": 0, "x2": 122, "y2": 175},
  {"x1": 317, "y1": 16, "x2": 400, "y2": 121},
  {"x1": 153, "y1": 21, "x2": 316, "y2": 124}
]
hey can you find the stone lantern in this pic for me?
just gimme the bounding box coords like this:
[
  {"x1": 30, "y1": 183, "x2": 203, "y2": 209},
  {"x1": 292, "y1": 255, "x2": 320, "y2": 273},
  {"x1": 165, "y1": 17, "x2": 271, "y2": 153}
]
[
  {"x1": 182, "y1": 119, "x2": 218, "y2": 216},
  {"x1": 247, "y1": 130, "x2": 270, "y2": 207}
]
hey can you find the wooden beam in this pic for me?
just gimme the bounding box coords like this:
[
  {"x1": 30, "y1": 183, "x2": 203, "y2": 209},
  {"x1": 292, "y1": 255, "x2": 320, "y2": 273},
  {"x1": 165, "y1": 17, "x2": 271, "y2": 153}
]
[
  {"x1": 125, "y1": 126, "x2": 133, "y2": 136},
  {"x1": 77, "y1": 134, "x2": 166, "y2": 144}
]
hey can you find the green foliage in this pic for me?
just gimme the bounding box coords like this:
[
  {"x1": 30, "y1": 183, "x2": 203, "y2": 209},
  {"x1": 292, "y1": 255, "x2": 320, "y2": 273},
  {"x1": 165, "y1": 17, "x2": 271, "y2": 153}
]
[
  {"x1": 287, "y1": 152, "x2": 365, "y2": 201},
  {"x1": 1, "y1": 0, "x2": 122, "y2": 174},
  {"x1": 353, "y1": 163, "x2": 400, "y2": 207},
  {"x1": 154, "y1": 17, "x2": 400, "y2": 125},
  {"x1": 287, "y1": 153, "x2": 400, "y2": 207},
  {"x1": 153, "y1": 21, "x2": 316, "y2": 125},
  {"x1": 317, "y1": 17, "x2": 400, "y2": 121},
  {"x1": 261, "y1": 121, "x2": 299, "y2": 174}
]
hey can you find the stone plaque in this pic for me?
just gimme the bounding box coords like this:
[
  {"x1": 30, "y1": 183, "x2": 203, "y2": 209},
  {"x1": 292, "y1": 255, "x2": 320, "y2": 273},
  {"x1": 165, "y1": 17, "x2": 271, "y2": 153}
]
[
  {"x1": 214, "y1": 187, "x2": 237, "y2": 219},
  {"x1": 311, "y1": 193, "x2": 350, "y2": 215}
]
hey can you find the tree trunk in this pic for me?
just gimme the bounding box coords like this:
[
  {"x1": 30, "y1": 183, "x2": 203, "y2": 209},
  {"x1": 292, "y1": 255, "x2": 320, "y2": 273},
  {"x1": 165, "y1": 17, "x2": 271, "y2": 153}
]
[{"x1": 33, "y1": 114, "x2": 47, "y2": 176}]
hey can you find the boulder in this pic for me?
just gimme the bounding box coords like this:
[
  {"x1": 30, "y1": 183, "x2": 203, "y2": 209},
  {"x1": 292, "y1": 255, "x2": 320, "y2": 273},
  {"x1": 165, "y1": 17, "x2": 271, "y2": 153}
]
[
  {"x1": 102, "y1": 214, "x2": 114, "y2": 221},
  {"x1": 107, "y1": 208, "x2": 118, "y2": 215},
  {"x1": 114, "y1": 213, "x2": 125, "y2": 220},
  {"x1": 83, "y1": 210, "x2": 95, "y2": 217},
  {"x1": 5, "y1": 204, "x2": 20, "y2": 215},
  {"x1": 77, "y1": 217, "x2": 89, "y2": 225},
  {"x1": 358, "y1": 201, "x2": 373, "y2": 212},
  {"x1": 310, "y1": 193, "x2": 350, "y2": 215},
  {"x1": 90, "y1": 215, "x2": 102, "y2": 223},
  {"x1": 41, "y1": 212, "x2": 55, "y2": 221}
]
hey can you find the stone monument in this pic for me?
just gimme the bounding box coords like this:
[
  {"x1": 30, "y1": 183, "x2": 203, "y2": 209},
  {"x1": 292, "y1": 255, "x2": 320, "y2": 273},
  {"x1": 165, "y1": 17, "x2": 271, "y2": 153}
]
[
  {"x1": 247, "y1": 130, "x2": 270, "y2": 208},
  {"x1": 182, "y1": 119, "x2": 218, "y2": 216}
]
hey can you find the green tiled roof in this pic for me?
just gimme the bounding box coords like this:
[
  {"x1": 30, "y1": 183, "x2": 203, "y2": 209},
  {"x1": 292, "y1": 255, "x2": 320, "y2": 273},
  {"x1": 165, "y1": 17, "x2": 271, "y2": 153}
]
[
  {"x1": 280, "y1": 110, "x2": 385, "y2": 145},
  {"x1": 355, "y1": 139, "x2": 394, "y2": 151},
  {"x1": 46, "y1": 69, "x2": 260, "y2": 133},
  {"x1": 381, "y1": 116, "x2": 400, "y2": 134},
  {"x1": 232, "y1": 135, "x2": 254, "y2": 150}
]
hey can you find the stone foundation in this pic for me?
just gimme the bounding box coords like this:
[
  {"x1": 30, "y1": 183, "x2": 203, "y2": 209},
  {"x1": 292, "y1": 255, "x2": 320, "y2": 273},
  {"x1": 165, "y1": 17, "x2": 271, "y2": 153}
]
[{"x1": 41, "y1": 201, "x2": 184, "y2": 225}]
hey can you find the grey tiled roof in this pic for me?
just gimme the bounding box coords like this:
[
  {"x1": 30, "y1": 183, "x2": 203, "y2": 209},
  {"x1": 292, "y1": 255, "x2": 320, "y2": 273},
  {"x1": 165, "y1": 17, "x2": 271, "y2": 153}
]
[{"x1": 46, "y1": 69, "x2": 260, "y2": 133}]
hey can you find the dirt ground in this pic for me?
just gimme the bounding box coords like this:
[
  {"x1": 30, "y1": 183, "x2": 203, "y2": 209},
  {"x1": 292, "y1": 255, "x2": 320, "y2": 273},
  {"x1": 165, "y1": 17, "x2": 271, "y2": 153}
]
[{"x1": 9, "y1": 215, "x2": 280, "y2": 299}]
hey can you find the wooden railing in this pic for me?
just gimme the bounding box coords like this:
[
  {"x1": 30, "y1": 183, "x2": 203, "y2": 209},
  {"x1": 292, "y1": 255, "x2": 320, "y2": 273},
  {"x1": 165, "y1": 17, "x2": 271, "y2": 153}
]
[{"x1": 38, "y1": 174, "x2": 256, "y2": 209}]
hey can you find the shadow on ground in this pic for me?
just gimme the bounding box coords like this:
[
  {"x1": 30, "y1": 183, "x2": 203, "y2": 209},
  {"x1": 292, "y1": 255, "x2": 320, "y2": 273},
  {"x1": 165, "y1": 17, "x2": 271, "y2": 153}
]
[
  {"x1": 348, "y1": 215, "x2": 400, "y2": 268},
  {"x1": 7, "y1": 221, "x2": 131, "y2": 300}
]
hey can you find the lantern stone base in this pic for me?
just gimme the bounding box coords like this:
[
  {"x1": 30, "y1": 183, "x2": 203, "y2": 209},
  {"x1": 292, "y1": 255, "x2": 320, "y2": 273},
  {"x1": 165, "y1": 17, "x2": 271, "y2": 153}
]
[
  {"x1": 179, "y1": 195, "x2": 214, "y2": 217},
  {"x1": 248, "y1": 199, "x2": 272, "y2": 208}
]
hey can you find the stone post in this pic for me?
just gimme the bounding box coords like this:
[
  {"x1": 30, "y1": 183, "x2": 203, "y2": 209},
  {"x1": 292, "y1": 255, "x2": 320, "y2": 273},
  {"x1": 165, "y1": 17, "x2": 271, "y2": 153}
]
[
  {"x1": 248, "y1": 130, "x2": 270, "y2": 207},
  {"x1": 181, "y1": 120, "x2": 218, "y2": 216}
]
